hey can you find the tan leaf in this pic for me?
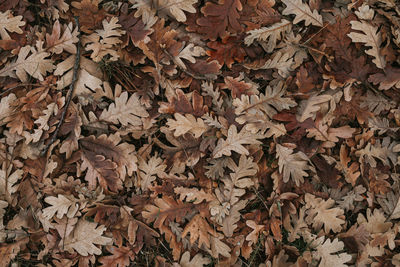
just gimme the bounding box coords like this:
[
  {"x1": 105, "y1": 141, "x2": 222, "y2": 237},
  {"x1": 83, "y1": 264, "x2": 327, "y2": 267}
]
[
  {"x1": 305, "y1": 193, "x2": 345, "y2": 233},
  {"x1": 166, "y1": 113, "x2": 208, "y2": 138},
  {"x1": 276, "y1": 144, "x2": 309, "y2": 186},
  {"x1": 83, "y1": 17, "x2": 125, "y2": 62},
  {"x1": 63, "y1": 219, "x2": 112, "y2": 256},
  {"x1": 0, "y1": 93, "x2": 16, "y2": 126},
  {"x1": 175, "y1": 251, "x2": 210, "y2": 267},
  {"x1": 46, "y1": 20, "x2": 79, "y2": 54},
  {"x1": 348, "y1": 19, "x2": 386, "y2": 69},
  {"x1": 212, "y1": 125, "x2": 263, "y2": 158},
  {"x1": 137, "y1": 155, "x2": 166, "y2": 192},
  {"x1": 42, "y1": 194, "x2": 81, "y2": 220},
  {"x1": 339, "y1": 145, "x2": 360, "y2": 186},
  {"x1": 174, "y1": 187, "x2": 215, "y2": 204},
  {"x1": 312, "y1": 237, "x2": 352, "y2": 267},
  {"x1": 182, "y1": 214, "x2": 216, "y2": 249},
  {"x1": 0, "y1": 45, "x2": 54, "y2": 82},
  {"x1": 54, "y1": 55, "x2": 103, "y2": 95},
  {"x1": 100, "y1": 91, "x2": 148, "y2": 127},
  {"x1": 244, "y1": 19, "x2": 292, "y2": 52},
  {"x1": 0, "y1": 163, "x2": 23, "y2": 196},
  {"x1": 282, "y1": 0, "x2": 323, "y2": 27},
  {"x1": 297, "y1": 94, "x2": 332, "y2": 122},
  {"x1": 245, "y1": 220, "x2": 264, "y2": 246},
  {"x1": 0, "y1": 10, "x2": 25, "y2": 40}
]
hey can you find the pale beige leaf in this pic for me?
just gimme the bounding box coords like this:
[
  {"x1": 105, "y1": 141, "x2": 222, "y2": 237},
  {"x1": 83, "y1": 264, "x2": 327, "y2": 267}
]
[
  {"x1": 312, "y1": 237, "x2": 352, "y2": 267},
  {"x1": 0, "y1": 93, "x2": 16, "y2": 126},
  {"x1": 0, "y1": 164, "x2": 23, "y2": 196},
  {"x1": 297, "y1": 94, "x2": 332, "y2": 122},
  {"x1": 244, "y1": 19, "x2": 292, "y2": 52},
  {"x1": 234, "y1": 80, "x2": 296, "y2": 118},
  {"x1": 276, "y1": 144, "x2": 309, "y2": 186},
  {"x1": 138, "y1": 155, "x2": 166, "y2": 192},
  {"x1": 0, "y1": 10, "x2": 25, "y2": 40},
  {"x1": 42, "y1": 194, "x2": 80, "y2": 220},
  {"x1": 246, "y1": 51, "x2": 294, "y2": 77},
  {"x1": 212, "y1": 125, "x2": 263, "y2": 158},
  {"x1": 100, "y1": 91, "x2": 148, "y2": 126},
  {"x1": 131, "y1": 0, "x2": 198, "y2": 23},
  {"x1": 63, "y1": 219, "x2": 112, "y2": 256},
  {"x1": 305, "y1": 193, "x2": 345, "y2": 233},
  {"x1": 182, "y1": 214, "x2": 216, "y2": 249},
  {"x1": 355, "y1": 136, "x2": 398, "y2": 167},
  {"x1": 246, "y1": 220, "x2": 265, "y2": 246},
  {"x1": 174, "y1": 43, "x2": 205, "y2": 69},
  {"x1": 347, "y1": 20, "x2": 386, "y2": 69},
  {"x1": 46, "y1": 20, "x2": 79, "y2": 54},
  {"x1": 206, "y1": 235, "x2": 231, "y2": 258},
  {"x1": 174, "y1": 187, "x2": 215, "y2": 204},
  {"x1": 282, "y1": 0, "x2": 323, "y2": 27},
  {"x1": 83, "y1": 17, "x2": 125, "y2": 62},
  {"x1": 54, "y1": 55, "x2": 103, "y2": 95},
  {"x1": 167, "y1": 113, "x2": 207, "y2": 138},
  {"x1": 0, "y1": 45, "x2": 54, "y2": 82},
  {"x1": 175, "y1": 251, "x2": 211, "y2": 267}
]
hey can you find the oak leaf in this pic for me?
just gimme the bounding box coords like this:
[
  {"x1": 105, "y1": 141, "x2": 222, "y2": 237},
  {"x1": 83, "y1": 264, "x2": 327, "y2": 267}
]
[
  {"x1": 174, "y1": 187, "x2": 215, "y2": 204},
  {"x1": 137, "y1": 155, "x2": 166, "y2": 192},
  {"x1": 339, "y1": 145, "x2": 360, "y2": 186},
  {"x1": 45, "y1": 20, "x2": 79, "y2": 54},
  {"x1": 233, "y1": 81, "x2": 296, "y2": 119},
  {"x1": 83, "y1": 17, "x2": 125, "y2": 62},
  {"x1": 182, "y1": 214, "x2": 216, "y2": 249},
  {"x1": 297, "y1": 94, "x2": 333, "y2": 122},
  {"x1": 206, "y1": 36, "x2": 246, "y2": 68},
  {"x1": 175, "y1": 251, "x2": 211, "y2": 267},
  {"x1": 54, "y1": 55, "x2": 103, "y2": 94},
  {"x1": 305, "y1": 193, "x2": 345, "y2": 233},
  {"x1": 98, "y1": 246, "x2": 135, "y2": 267},
  {"x1": 142, "y1": 196, "x2": 194, "y2": 228},
  {"x1": 196, "y1": 0, "x2": 243, "y2": 40},
  {"x1": 71, "y1": 0, "x2": 106, "y2": 34},
  {"x1": 244, "y1": 19, "x2": 292, "y2": 52},
  {"x1": 282, "y1": 0, "x2": 323, "y2": 27},
  {"x1": 100, "y1": 91, "x2": 148, "y2": 127},
  {"x1": 0, "y1": 164, "x2": 23, "y2": 196},
  {"x1": 312, "y1": 237, "x2": 352, "y2": 267},
  {"x1": 0, "y1": 10, "x2": 25, "y2": 40},
  {"x1": 276, "y1": 144, "x2": 309, "y2": 186},
  {"x1": 0, "y1": 45, "x2": 54, "y2": 82},
  {"x1": 368, "y1": 66, "x2": 400, "y2": 90},
  {"x1": 63, "y1": 219, "x2": 112, "y2": 256},
  {"x1": 119, "y1": 3, "x2": 153, "y2": 47},
  {"x1": 347, "y1": 19, "x2": 386, "y2": 69},
  {"x1": 42, "y1": 194, "x2": 80, "y2": 220},
  {"x1": 166, "y1": 113, "x2": 207, "y2": 138},
  {"x1": 212, "y1": 125, "x2": 263, "y2": 158}
]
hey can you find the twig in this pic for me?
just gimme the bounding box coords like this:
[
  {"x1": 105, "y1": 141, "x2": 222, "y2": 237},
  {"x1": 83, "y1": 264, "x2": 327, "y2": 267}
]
[{"x1": 41, "y1": 17, "x2": 81, "y2": 157}]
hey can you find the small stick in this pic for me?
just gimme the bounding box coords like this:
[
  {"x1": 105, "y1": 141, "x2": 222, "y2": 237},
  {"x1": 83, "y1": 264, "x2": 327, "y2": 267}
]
[{"x1": 41, "y1": 17, "x2": 81, "y2": 157}]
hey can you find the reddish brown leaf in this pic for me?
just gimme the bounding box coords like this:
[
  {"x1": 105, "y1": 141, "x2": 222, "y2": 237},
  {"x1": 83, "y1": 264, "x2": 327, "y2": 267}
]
[
  {"x1": 206, "y1": 36, "x2": 246, "y2": 68},
  {"x1": 196, "y1": 0, "x2": 243, "y2": 40}
]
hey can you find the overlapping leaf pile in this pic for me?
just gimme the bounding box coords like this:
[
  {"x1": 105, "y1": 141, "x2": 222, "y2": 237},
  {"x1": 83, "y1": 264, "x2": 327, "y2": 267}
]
[{"x1": 0, "y1": 0, "x2": 400, "y2": 266}]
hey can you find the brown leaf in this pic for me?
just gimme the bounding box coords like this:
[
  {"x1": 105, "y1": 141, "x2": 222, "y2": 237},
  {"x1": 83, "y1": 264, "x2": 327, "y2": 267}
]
[
  {"x1": 196, "y1": 0, "x2": 243, "y2": 40},
  {"x1": 71, "y1": 0, "x2": 106, "y2": 34},
  {"x1": 118, "y1": 3, "x2": 152, "y2": 47},
  {"x1": 98, "y1": 246, "x2": 135, "y2": 267},
  {"x1": 206, "y1": 36, "x2": 246, "y2": 68},
  {"x1": 368, "y1": 66, "x2": 400, "y2": 90}
]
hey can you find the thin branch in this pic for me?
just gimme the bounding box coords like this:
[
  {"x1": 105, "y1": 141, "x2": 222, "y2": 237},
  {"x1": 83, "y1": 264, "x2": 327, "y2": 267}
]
[{"x1": 41, "y1": 17, "x2": 81, "y2": 157}]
